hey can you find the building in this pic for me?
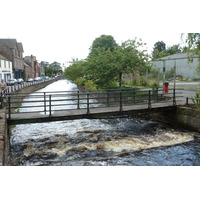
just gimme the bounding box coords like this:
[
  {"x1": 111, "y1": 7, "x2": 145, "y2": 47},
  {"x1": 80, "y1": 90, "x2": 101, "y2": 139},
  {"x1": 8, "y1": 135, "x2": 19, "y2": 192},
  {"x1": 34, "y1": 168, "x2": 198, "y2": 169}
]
[
  {"x1": 0, "y1": 54, "x2": 13, "y2": 82},
  {"x1": 0, "y1": 39, "x2": 24, "y2": 79},
  {"x1": 24, "y1": 55, "x2": 41, "y2": 79},
  {"x1": 151, "y1": 53, "x2": 199, "y2": 79}
]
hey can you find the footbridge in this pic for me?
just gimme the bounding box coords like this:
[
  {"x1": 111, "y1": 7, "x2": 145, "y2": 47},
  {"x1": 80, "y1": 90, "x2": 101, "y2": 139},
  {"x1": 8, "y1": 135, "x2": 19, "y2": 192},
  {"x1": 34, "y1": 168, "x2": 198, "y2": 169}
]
[{"x1": 6, "y1": 88, "x2": 182, "y2": 125}]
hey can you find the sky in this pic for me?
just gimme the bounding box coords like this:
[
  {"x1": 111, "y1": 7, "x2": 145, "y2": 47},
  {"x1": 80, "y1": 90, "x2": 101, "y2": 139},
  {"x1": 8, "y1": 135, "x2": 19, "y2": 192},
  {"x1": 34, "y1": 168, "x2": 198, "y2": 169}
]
[{"x1": 0, "y1": 0, "x2": 199, "y2": 66}]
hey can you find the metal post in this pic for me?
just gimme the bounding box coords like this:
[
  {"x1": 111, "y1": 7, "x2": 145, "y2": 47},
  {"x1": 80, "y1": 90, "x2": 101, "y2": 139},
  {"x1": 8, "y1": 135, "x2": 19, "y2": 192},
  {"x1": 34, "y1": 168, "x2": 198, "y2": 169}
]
[
  {"x1": 87, "y1": 93, "x2": 89, "y2": 114},
  {"x1": 156, "y1": 87, "x2": 159, "y2": 102},
  {"x1": 49, "y1": 95, "x2": 51, "y2": 117},
  {"x1": 186, "y1": 97, "x2": 189, "y2": 105},
  {"x1": 44, "y1": 92, "x2": 46, "y2": 114},
  {"x1": 8, "y1": 96, "x2": 11, "y2": 119},
  {"x1": 0, "y1": 95, "x2": 2, "y2": 109},
  {"x1": 173, "y1": 88, "x2": 176, "y2": 106},
  {"x1": 120, "y1": 92, "x2": 123, "y2": 112},
  {"x1": 162, "y1": 61, "x2": 166, "y2": 95},
  {"x1": 148, "y1": 90, "x2": 151, "y2": 109},
  {"x1": 77, "y1": 91, "x2": 80, "y2": 109},
  {"x1": 107, "y1": 92, "x2": 110, "y2": 107},
  {"x1": 133, "y1": 88, "x2": 136, "y2": 104}
]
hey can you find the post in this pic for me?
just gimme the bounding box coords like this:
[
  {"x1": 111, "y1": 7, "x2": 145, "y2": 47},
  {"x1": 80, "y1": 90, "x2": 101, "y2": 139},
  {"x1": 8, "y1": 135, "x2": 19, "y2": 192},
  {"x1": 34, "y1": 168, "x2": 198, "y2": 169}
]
[
  {"x1": 133, "y1": 88, "x2": 136, "y2": 104},
  {"x1": 44, "y1": 92, "x2": 46, "y2": 114},
  {"x1": 186, "y1": 97, "x2": 189, "y2": 105},
  {"x1": 120, "y1": 92, "x2": 123, "y2": 112},
  {"x1": 0, "y1": 95, "x2": 2, "y2": 109},
  {"x1": 77, "y1": 91, "x2": 80, "y2": 109},
  {"x1": 49, "y1": 95, "x2": 51, "y2": 117},
  {"x1": 8, "y1": 96, "x2": 11, "y2": 119},
  {"x1": 173, "y1": 61, "x2": 176, "y2": 90},
  {"x1": 148, "y1": 90, "x2": 151, "y2": 109},
  {"x1": 156, "y1": 87, "x2": 159, "y2": 102},
  {"x1": 173, "y1": 88, "x2": 176, "y2": 106},
  {"x1": 87, "y1": 93, "x2": 89, "y2": 114},
  {"x1": 162, "y1": 61, "x2": 166, "y2": 95},
  {"x1": 107, "y1": 92, "x2": 110, "y2": 107}
]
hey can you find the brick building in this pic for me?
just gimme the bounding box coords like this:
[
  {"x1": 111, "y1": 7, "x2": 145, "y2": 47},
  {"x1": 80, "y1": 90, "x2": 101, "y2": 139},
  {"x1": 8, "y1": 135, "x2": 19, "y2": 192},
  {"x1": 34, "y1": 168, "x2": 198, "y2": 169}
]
[{"x1": 0, "y1": 39, "x2": 24, "y2": 79}]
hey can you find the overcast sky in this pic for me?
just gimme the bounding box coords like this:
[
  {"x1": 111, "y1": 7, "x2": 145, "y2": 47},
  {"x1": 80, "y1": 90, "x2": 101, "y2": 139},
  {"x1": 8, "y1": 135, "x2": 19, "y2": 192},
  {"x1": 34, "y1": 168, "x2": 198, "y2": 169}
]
[{"x1": 0, "y1": 0, "x2": 198, "y2": 66}]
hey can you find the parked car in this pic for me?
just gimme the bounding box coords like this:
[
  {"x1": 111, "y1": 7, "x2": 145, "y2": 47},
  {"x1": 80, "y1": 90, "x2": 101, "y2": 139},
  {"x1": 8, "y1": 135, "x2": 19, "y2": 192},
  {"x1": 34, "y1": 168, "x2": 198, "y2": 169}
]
[
  {"x1": 34, "y1": 77, "x2": 42, "y2": 81},
  {"x1": 17, "y1": 78, "x2": 24, "y2": 84},
  {"x1": 27, "y1": 78, "x2": 34, "y2": 82},
  {"x1": 7, "y1": 79, "x2": 18, "y2": 86}
]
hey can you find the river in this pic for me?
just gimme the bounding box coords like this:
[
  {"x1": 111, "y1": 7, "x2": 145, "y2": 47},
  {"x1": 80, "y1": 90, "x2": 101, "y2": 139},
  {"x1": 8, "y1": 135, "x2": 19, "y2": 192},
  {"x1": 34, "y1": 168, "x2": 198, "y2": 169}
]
[{"x1": 9, "y1": 79, "x2": 200, "y2": 166}]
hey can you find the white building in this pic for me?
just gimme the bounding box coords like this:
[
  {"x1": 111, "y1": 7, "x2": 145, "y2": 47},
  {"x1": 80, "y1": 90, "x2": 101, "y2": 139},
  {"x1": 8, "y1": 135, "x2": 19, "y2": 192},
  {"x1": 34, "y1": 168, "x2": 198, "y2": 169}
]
[
  {"x1": 152, "y1": 53, "x2": 199, "y2": 79},
  {"x1": 0, "y1": 54, "x2": 13, "y2": 82}
]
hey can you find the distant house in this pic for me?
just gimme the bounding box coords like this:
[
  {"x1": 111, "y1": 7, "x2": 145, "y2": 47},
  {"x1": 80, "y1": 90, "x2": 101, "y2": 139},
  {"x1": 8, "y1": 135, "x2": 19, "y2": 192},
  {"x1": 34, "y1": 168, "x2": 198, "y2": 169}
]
[
  {"x1": 0, "y1": 54, "x2": 13, "y2": 82},
  {"x1": 24, "y1": 62, "x2": 32, "y2": 80},
  {"x1": 24, "y1": 55, "x2": 40, "y2": 79},
  {"x1": 151, "y1": 53, "x2": 199, "y2": 79},
  {"x1": 0, "y1": 39, "x2": 24, "y2": 79}
]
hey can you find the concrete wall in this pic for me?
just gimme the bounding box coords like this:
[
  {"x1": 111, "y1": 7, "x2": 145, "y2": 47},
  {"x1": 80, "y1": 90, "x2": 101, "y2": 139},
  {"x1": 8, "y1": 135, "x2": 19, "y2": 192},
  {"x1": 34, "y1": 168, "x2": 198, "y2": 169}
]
[{"x1": 152, "y1": 58, "x2": 199, "y2": 79}]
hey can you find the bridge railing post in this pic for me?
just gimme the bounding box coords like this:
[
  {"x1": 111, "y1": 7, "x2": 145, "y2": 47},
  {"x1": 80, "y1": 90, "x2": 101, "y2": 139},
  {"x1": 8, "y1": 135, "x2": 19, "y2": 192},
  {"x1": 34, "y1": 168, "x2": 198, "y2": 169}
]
[
  {"x1": 44, "y1": 92, "x2": 46, "y2": 114},
  {"x1": 173, "y1": 88, "x2": 176, "y2": 106},
  {"x1": 148, "y1": 90, "x2": 151, "y2": 109},
  {"x1": 107, "y1": 92, "x2": 110, "y2": 107},
  {"x1": 133, "y1": 88, "x2": 136, "y2": 104},
  {"x1": 87, "y1": 93, "x2": 90, "y2": 114},
  {"x1": 77, "y1": 91, "x2": 80, "y2": 109},
  {"x1": 119, "y1": 92, "x2": 123, "y2": 112},
  {"x1": 49, "y1": 95, "x2": 52, "y2": 117},
  {"x1": 186, "y1": 97, "x2": 189, "y2": 105},
  {"x1": 8, "y1": 96, "x2": 11, "y2": 119}
]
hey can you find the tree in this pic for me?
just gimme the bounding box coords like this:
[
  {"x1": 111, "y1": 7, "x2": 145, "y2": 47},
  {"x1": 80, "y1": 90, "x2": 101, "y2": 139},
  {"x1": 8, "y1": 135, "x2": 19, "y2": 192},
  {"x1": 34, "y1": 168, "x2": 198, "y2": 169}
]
[
  {"x1": 152, "y1": 41, "x2": 167, "y2": 59},
  {"x1": 183, "y1": 33, "x2": 200, "y2": 74},
  {"x1": 166, "y1": 44, "x2": 182, "y2": 55},
  {"x1": 89, "y1": 35, "x2": 117, "y2": 54},
  {"x1": 64, "y1": 59, "x2": 85, "y2": 82},
  {"x1": 86, "y1": 38, "x2": 151, "y2": 88},
  {"x1": 45, "y1": 61, "x2": 62, "y2": 77}
]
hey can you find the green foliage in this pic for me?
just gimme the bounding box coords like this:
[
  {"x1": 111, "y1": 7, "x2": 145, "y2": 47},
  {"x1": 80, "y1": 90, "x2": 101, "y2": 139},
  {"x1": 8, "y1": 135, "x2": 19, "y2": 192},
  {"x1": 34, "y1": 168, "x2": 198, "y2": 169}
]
[
  {"x1": 152, "y1": 41, "x2": 182, "y2": 60},
  {"x1": 64, "y1": 37, "x2": 151, "y2": 89},
  {"x1": 84, "y1": 80, "x2": 96, "y2": 90},
  {"x1": 64, "y1": 59, "x2": 85, "y2": 81},
  {"x1": 90, "y1": 35, "x2": 117, "y2": 54},
  {"x1": 183, "y1": 33, "x2": 200, "y2": 75},
  {"x1": 165, "y1": 68, "x2": 175, "y2": 79},
  {"x1": 192, "y1": 91, "x2": 200, "y2": 105},
  {"x1": 45, "y1": 61, "x2": 62, "y2": 77}
]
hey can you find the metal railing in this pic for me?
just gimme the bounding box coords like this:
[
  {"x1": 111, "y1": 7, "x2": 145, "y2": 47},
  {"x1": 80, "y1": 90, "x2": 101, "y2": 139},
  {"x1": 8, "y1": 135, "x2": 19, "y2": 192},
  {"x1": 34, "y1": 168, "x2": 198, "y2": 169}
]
[
  {"x1": 0, "y1": 78, "x2": 58, "y2": 109},
  {"x1": 7, "y1": 88, "x2": 179, "y2": 119}
]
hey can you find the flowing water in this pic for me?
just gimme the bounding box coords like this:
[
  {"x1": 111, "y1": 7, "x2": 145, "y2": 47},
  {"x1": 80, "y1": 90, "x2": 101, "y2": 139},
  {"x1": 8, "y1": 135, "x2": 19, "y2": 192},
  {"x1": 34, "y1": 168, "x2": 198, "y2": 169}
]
[{"x1": 9, "y1": 79, "x2": 200, "y2": 166}]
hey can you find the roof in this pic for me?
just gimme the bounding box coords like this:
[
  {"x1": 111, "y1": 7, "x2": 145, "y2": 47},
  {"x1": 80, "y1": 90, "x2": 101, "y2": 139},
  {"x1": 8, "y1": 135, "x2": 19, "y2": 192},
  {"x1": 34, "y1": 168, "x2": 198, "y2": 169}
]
[
  {"x1": 0, "y1": 54, "x2": 10, "y2": 61},
  {"x1": 155, "y1": 53, "x2": 199, "y2": 61},
  {"x1": 0, "y1": 39, "x2": 24, "y2": 52},
  {"x1": 17, "y1": 42, "x2": 24, "y2": 52},
  {"x1": 23, "y1": 61, "x2": 31, "y2": 67},
  {"x1": 0, "y1": 39, "x2": 17, "y2": 48}
]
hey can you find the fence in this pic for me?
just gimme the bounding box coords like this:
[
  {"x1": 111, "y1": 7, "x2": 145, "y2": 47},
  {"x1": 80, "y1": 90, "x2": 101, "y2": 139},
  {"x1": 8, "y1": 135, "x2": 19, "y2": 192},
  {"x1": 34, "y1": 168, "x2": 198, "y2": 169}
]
[
  {"x1": 7, "y1": 88, "x2": 178, "y2": 119},
  {"x1": 0, "y1": 78, "x2": 58, "y2": 109}
]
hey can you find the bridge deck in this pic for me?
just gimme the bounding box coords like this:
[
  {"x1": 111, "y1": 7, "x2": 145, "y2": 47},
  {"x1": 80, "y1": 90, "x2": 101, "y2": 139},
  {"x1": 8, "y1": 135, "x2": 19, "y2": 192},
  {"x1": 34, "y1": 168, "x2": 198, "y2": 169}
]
[{"x1": 7, "y1": 101, "x2": 178, "y2": 125}]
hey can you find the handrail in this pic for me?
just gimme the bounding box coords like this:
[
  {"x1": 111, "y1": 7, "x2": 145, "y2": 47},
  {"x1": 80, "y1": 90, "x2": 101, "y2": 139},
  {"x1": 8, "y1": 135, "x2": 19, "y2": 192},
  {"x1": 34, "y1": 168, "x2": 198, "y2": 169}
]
[{"x1": 6, "y1": 88, "x2": 177, "y2": 119}]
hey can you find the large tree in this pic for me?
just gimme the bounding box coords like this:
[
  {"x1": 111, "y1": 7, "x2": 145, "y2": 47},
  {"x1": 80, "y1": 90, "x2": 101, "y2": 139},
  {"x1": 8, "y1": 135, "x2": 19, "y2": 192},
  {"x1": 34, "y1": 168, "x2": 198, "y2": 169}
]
[
  {"x1": 89, "y1": 35, "x2": 117, "y2": 54},
  {"x1": 45, "y1": 61, "x2": 62, "y2": 77},
  {"x1": 86, "y1": 38, "x2": 150, "y2": 88}
]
